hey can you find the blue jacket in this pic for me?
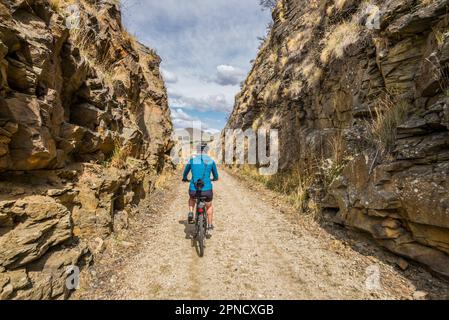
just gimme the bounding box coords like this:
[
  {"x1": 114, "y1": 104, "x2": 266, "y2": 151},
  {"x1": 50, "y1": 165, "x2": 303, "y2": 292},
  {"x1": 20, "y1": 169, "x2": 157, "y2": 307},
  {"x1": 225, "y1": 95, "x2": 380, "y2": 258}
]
[{"x1": 183, "y1": 154, "x2": 219, "y2": 191}]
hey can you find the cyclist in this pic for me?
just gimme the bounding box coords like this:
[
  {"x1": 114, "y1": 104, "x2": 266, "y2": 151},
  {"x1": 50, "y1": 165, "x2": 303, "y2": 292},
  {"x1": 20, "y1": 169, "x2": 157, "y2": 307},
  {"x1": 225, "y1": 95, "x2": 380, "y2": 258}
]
[{"x1": 182, "y1": 143, "x2": 219, "y2": 233}]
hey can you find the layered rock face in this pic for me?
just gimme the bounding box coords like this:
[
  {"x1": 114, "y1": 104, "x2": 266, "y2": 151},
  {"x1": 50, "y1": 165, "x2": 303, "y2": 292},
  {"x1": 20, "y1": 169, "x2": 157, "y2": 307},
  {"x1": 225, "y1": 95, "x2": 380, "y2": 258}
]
[
  {"x1": 0, "y1": 0, "x2": 172, "y2": 298},
  {"x1": 227, "y1": 0, "x2": 449, "y2": 276}
]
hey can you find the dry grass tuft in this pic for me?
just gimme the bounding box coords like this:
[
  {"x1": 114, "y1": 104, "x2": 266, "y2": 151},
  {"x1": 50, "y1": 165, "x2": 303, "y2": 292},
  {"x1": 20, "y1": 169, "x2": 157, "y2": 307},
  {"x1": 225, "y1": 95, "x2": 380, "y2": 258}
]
[
  {"x1": 301, "y1": 58, "x2": 322, "y2": 88},
  {"x1": 239, "y1": 164, "x2": 316, "y2": 214},
  {"x1": 49, "y1": 0, "x2": 79, "y2": 13},
  {"x1": 366, "y1": 95, "x2": 409, "y2": 153},
  {"x1": 425, "y1": 55, "x2": 449, "y2": 96},
  {"x1": 335, "y1": 0, "x2": 349, "y2": 11},
  {"x1": 238, "y1": 134, "x2": 349, "y2": 218},
  {"x1": 320, "y1": 21, "x2": 361, "y2": 64},
  {"x1": 320, "y1": 132, "x2": 349, "y2": 188},
  {"x1": 107, "y1": 138, "x2": 132, "y2": 169},
  {"x1": 433, "y1": 27, "x2": 445, "y2": 47},
  {"x1": 49, "y1": 0, "x2": 62, "y2": 12},
  {"x1": 420, "y1": 0, "x2": 434, "y2": 5},
  {"x1": 431, "y1": 15, "x2": 448, "y2": 47},
  {"x1": 123, "y1": 30, "x2": 138, "y2": 49}
]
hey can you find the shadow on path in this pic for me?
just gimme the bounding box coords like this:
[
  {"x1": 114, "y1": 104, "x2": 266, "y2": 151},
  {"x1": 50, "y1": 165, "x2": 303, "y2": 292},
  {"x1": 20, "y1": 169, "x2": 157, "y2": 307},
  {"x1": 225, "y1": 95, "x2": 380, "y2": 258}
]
[
  {"x1": 318, "y1": 218, "x2": 449, "y2": 299},
  {"x1": 179, "y1": 219, "x2": 208, "y2": 258}
]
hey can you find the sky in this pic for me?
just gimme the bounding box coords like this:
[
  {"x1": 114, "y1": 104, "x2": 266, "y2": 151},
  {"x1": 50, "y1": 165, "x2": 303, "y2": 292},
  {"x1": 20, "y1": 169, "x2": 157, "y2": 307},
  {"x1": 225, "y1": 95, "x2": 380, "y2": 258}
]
[{"x1": 120, "y1": 0, "x2": 272, "y2": 133}]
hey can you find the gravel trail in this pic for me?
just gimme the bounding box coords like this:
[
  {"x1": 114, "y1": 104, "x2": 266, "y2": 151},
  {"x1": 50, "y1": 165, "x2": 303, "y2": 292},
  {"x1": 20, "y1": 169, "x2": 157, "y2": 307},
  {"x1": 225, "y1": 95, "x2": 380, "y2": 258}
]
[{"x1": 74, "y1": 170, "x2": 449, "y2": 300}]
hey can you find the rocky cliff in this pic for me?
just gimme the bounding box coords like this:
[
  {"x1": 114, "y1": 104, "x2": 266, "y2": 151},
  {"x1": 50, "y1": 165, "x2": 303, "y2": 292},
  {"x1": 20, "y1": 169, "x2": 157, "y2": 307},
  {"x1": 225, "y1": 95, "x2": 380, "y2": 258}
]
[
  {"x1": 0, "y1": 0, "x2": 172, "y2": 299},
  {"x1": 227, "y1": 0, "x2": 449, "y2": 277}
]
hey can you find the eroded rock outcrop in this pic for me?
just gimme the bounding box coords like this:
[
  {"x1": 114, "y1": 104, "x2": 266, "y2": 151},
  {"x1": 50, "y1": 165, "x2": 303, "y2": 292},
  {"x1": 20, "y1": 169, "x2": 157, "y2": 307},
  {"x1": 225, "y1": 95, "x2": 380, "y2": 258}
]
[
  {"x1": 227, "y1": 0, "x2": 449, "y2": 276},
  {"x1": 0, "y1": 0, "x2": 172, "y2": 299}
]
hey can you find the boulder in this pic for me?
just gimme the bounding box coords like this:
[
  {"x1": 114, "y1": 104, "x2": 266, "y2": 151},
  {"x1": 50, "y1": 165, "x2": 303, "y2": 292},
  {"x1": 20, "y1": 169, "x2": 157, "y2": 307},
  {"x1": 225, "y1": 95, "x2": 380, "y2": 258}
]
[
  {"x1": 59, "y1": 122, "x2": 86, "y2": 154},
  {"x1": 0, "y1": 196, "x2": 72, "y2": 269},
  {"x1": 70, "y1": 103, "x2": 107, "y2": 131},
  {"x1": 0, "y1": 269, "x2": 29, "y2": 300},
  {"x1": 0, "y1": 94, "x2": 57, "y2": 170},
  {"x1": 13, "y1": 244, "x2": 90, "y2": 300},
  {"x1": 6, "y1": 58, "x2": 36, "y2": 93}
]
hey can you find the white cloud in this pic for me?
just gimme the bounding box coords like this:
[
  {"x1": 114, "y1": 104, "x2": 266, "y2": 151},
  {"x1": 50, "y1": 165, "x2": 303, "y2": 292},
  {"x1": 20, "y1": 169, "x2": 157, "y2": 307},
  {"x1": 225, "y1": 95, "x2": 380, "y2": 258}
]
[
  {"x1": 121, "y1": 0, "x2": 272, "y2": 129},
  {"x1": 204, "y1": 128, "x2": 221, "y2": 134},
  {"x1": 215, "y1": 65, "x2": 246, "y2": 86},
  {"x1": 171, "y1": 108, "x2": 193, "y2": 121},
  {"x1": 123, "y1": 0, "x2": 271, "y2": 73},
  {"x1": 171, "y1": 108, "x2": 222, "y2": 132},
  {"x1": 161, "y1": 68, "x2": 178, "y2": 83},
  {"x1": 169, "y1": 92, "x2": 232, "y2": 113},
  {"x1": 171, "y1": 108, "x2": 197, "y2": 129}
]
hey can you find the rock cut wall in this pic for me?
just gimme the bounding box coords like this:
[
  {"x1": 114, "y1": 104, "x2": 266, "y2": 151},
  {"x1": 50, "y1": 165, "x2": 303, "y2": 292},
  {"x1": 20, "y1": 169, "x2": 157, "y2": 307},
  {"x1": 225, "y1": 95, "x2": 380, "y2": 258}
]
[
  {"x1": 0, "y1": 0, "x2": 172, "y2": 299},
  {"x1": 227, "y1": 0, "x2": 449, "y2": 277}
]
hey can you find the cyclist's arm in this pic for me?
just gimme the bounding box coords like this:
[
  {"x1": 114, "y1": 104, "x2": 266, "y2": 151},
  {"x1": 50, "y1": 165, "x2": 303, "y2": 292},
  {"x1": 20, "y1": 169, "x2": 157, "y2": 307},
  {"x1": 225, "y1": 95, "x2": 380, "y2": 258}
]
[
  {"x1": 211, "y1": 162, "x2": 219, "y2": 181},
  {"x1": 182, "y1": 161, "x2": 192, "y2": 180}
]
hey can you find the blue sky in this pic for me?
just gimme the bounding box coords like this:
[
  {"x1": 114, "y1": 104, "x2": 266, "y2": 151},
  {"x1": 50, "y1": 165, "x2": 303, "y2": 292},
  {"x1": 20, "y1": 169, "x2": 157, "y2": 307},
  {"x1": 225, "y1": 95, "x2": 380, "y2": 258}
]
[{"x1": 120, "y1": 0, "x2": 272, "y2": 133}]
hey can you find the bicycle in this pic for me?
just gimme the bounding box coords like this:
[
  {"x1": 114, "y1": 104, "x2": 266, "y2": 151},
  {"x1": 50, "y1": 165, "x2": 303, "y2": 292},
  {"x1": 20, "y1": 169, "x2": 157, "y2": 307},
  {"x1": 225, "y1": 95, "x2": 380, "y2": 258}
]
[
  {"x1": 183, "y1": 179, "x2": 209, "y2": 257},
  {"x1": 193, "y1": 188, "x2": 209, "y2": 257}
]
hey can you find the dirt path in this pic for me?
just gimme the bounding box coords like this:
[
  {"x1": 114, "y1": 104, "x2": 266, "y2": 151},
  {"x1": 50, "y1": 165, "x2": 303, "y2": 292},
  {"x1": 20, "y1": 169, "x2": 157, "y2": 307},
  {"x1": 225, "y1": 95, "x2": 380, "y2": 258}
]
[{"x1": 74, "y1": 169, "x2": 449, "y2": 300}]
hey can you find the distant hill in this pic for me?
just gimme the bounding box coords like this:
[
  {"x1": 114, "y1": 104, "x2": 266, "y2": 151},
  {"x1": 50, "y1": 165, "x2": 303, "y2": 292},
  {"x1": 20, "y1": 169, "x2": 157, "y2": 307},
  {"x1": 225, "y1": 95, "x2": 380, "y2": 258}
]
[{"x1": 174, "y1": 128, "x2": 217, "y2": 143}]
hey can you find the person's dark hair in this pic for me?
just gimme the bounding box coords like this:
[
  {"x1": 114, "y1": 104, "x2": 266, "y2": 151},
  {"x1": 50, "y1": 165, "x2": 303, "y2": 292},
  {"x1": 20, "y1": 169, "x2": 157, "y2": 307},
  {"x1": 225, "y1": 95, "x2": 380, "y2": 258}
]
[{"x1": 197, "y1": 142, "x2": 209, "y2": 153}]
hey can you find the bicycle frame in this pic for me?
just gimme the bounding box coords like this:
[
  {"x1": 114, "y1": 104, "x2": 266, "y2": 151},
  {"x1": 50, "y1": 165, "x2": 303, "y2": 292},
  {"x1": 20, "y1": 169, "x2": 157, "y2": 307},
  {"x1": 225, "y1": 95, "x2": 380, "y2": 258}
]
[
  {"x1": 184, "y1": 181, "x2": 212, "y2": 257},
  {"x1": 195, "y1": 197, "x2": 208, "y2": 230}
]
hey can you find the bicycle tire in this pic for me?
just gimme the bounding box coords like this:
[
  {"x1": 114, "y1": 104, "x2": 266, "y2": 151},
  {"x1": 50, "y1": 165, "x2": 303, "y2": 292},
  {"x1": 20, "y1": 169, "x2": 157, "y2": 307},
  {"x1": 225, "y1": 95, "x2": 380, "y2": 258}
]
[{"x1": 197, "y1": 213, "x2": 205, "y2": 257}]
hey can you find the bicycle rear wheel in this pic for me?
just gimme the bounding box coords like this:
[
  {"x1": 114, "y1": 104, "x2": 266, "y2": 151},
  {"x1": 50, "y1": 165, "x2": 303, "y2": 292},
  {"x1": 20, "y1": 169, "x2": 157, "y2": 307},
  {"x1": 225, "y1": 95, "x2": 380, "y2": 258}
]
[{"x1": 197, "y1": 214, "x2": 205, "y2": 257}]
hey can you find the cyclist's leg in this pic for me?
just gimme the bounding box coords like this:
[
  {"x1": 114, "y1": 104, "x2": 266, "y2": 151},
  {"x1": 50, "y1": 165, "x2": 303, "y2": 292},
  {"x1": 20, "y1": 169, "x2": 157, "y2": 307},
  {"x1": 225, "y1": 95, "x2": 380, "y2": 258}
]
[
  {"x1": 203, "y1": 190, "x2": 214, "y2": 227},
  {"x1": 189, "y1": 197, "x2": 195, "y2": 213},
  {"x1": 206, "y1": 201, "x2": 213, "y2": 226},
  {"x1": 188, "y1": 190, "x2": 195, "y2": 222}
]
